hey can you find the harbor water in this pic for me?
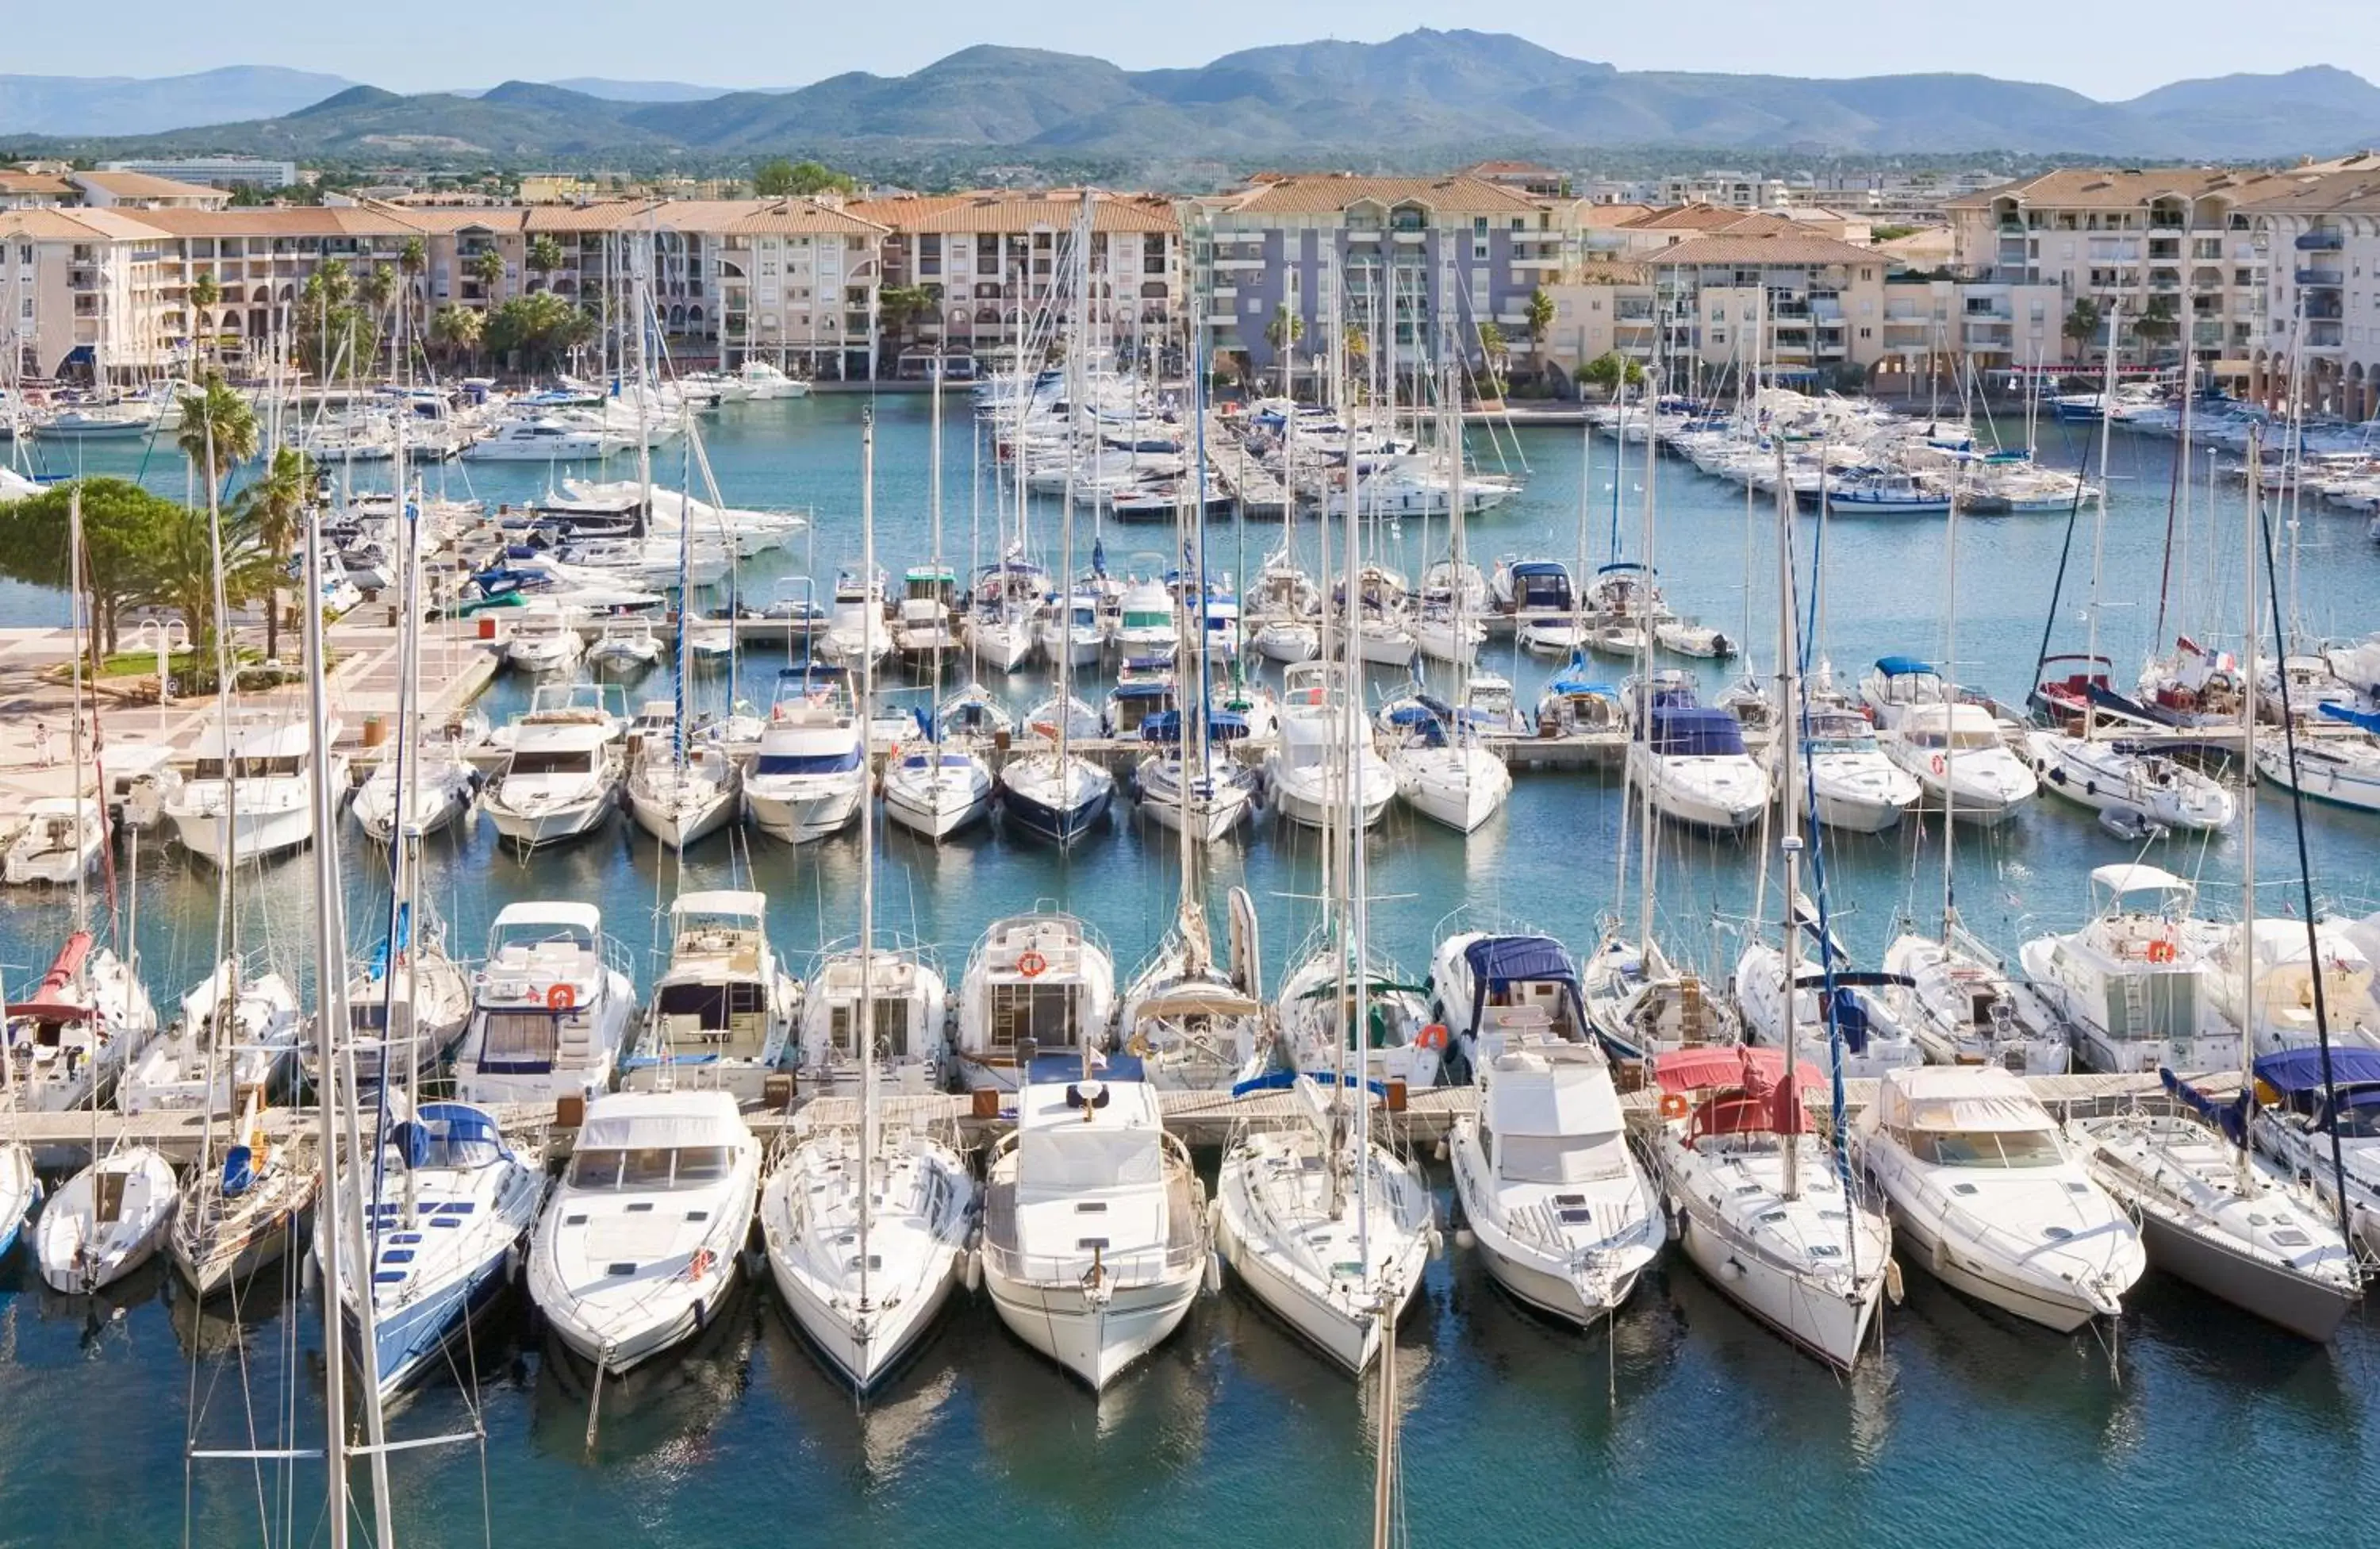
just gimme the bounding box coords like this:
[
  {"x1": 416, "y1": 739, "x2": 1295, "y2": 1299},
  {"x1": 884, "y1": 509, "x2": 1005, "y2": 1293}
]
[{"x1": 2, "y1": 394, "x2": 2375, "y2": 1547}]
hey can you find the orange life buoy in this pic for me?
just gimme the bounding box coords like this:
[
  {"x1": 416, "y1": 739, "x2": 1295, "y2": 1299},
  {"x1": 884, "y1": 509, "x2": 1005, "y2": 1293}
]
[
  {"x1": 1929, "y1": 752, "x2": 1948, "y2": 778},
  {"x1": 686, "y1": 1247, "x2": 714, "y2": 1281},
  {"x1": 1658, "y1": 1091, "x2": 1691, "y2": 1121},
  {"x1": 1016, "y1": 950, "x2": 1048, "y2": 979},
  {"x1": 1416, "y1": 1023, "x2": 1449, "y2": 1051},
  {"x1": 546, "y1": 982, "x2": 577, "y2": 1013},
  {"x1": 2145, "y1": 937, "x2": 2177, "y2": 964}
]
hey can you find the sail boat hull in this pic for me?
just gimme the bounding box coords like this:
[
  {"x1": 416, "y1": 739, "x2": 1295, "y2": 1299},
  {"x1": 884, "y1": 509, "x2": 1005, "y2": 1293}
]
[{"x1": 2132, "y1": 1198, "x2": 2358, "y2": 1341}]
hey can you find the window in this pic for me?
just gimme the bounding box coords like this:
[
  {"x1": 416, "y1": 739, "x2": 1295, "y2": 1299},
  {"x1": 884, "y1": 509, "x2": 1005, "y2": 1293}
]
[{"x1": 1904, "y1": 1128, "x2": 2063, "y2": 1167}]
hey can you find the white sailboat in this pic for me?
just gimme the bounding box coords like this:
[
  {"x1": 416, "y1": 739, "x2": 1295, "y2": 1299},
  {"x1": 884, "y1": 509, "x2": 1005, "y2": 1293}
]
[
  {"x1": 528, "y1": 1090, "x2": 759, "y2": 1374},
  {"x1": 36, "y1": 1146, "x2": 179, "y2": 1293},
  {"x1": 169, "y1": 1082, "x2": 318, "y2": 1296}
]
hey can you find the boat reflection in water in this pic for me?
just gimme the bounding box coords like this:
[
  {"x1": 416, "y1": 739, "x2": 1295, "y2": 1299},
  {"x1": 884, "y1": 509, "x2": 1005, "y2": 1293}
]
[{"x1": 529, "y1": 1278, "x2": 761, "y2": 1467}]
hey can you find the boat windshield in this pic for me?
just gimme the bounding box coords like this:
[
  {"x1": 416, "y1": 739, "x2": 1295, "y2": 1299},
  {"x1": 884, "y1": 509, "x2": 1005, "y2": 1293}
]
[
  {"x1": 566, "y1": 1144, "x2": 735, "y2": 1190},
  {"x1": 754, "y1": 749, "x2": 860, "y2": 776},
  {"x1": 1906, "y1": 1128, "x2": 2063, "y2": 1167},
  {"x1": 1496, "y1": 1130, "x2": 1631, "y2": 1185},
  {"x1": 506, "y1": 748, "x2": 598, "y2": 776}
]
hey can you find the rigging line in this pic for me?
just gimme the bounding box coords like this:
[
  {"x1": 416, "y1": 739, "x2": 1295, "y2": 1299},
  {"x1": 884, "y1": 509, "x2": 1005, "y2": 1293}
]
[
  {"x1": 2025, "y1": 424, "x2": 2098, "y2": 709},
  {"x1": 2255, "y1": 488, "x2": 2354, "y2": 1235},
  {"x1": 2152, "y1": 364, "x2": 2190, "y2": 646}
]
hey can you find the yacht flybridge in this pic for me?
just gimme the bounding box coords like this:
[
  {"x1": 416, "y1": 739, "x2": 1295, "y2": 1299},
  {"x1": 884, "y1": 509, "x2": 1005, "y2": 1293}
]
[{"x1": 620, "y1": 892, "x2": 800, "y2": 1099}]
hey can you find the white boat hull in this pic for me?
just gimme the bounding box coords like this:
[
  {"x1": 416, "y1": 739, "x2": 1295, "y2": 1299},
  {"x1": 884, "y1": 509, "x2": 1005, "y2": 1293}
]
[{"x1": 983, "y1": 1262, "x2": 1201, "y2": 1390}]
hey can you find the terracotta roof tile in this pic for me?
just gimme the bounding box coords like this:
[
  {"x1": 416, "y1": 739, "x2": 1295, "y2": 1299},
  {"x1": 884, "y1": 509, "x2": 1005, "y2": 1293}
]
[
  {"x1": 847, "y1": 190, "x2": 1176, "y2": 235},
  {"x1": 71, "y1": 170, "x2": 228, "y2": 200},
  {"x1": 1646, "y1": 231, "x2": 1880, "y2": 267},
  {"x1": 1219, "y1": 174, "x2": 1542, "y2": 217}
]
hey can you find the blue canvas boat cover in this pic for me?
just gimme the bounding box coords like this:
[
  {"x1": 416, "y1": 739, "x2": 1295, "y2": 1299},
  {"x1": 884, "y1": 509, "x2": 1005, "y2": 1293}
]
[
  {"x1": 1874, "y1": 655, "x2": 1937, "y2": 677},
  {"x1": 1647, "y1": 706, "x2": 1748, "y2": 756},
  {"x1": 1463, "y1": 935, "x2": 1585, "y2": 1036},
  {"x1": 2255, "y1": 1046, "x2": 2380, "y2": 1094},
  {"x1": 2317, "y1": 701, "x2": 2380, "y2": 735}
]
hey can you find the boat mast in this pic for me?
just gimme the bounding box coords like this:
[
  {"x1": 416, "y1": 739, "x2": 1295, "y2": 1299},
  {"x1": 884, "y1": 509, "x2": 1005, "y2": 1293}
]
[
  {"x1": 1775, "y1": 440, "x2": 1802, "y2": 1204},
  {"x1": 858, "y1": 406, "x2": 878, "y2": 1314},
  {"x1": 1634, "y1": 370, "x2": 1661, "y2": 959},
  {"x1": 2081, "y1": 302, "x2": 2121, "y2": 747},
  {"x1": 1937, "y1": 459, "x2": 1965, "y2": 936},
  {"x1": 2235, "y1": 426, "x2": 2261, "y2": 1190}
]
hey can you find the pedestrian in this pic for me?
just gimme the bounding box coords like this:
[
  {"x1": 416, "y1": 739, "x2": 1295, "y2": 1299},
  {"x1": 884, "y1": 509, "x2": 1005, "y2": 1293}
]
[{"x1": 35, "y1": 721, "x2": 52, "y2": 767}]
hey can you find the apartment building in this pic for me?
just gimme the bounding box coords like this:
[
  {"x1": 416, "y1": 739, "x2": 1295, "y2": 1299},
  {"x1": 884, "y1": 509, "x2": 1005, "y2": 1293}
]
[
  {"x1": 1193, "y1": 173, "x2": 1579, "y2": 379},
  {"x1": 68, "y1": 171, "x2": 232, "y2": 210},
  {"x1": 1944, "y1": 169, "x2": 2271, "y2": 369},
  {"x1": 0, "y1": 172, "x2": 75, "y2": 210},
  {"x1": 2232, "y1": 157, "x2": 2380, "y2": 420},
  {"x1": 98, "y1": 157, "x2": 296, "y2": 190},
  {"x1": 847, "y1": 190, "x2": 1180, "y2": 367},
  {"x1": 0, "y1": 207, "x2": 178, "y2": 379}
]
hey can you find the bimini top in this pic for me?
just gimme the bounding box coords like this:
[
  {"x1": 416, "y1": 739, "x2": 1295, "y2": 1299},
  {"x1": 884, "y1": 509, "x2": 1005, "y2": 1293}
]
[
  {"x1": 490, "y1": 900, "x2": 604, "y2": 935},
  {"x1": 2087, "y1": 863, "x2": 2194, "y2": 903},
  {"x1": 1462, "y1": 935, "x2": 1583, "y2": 1036},
  {"x1": 1874, "y1": 1064, "x2": 2052, "y2": 1132},
  {"x1": 1646, "y1": 706, "x2": 1748, "y2": 757},
  {"x1": 190, "y1": 713, "x2": 322, "y2": 762},
  {"x1": 1595, "y1": 561, "x2": 1654, "y2": 576},
  {"x1": 1873, "y1": 655, "x2": 1938, "y2": 678},
  {"x1": 1653, "y1": 1044, "x2": 1825, "y2": 1097},
  {"x1": 1508, "y1": 559, "x2": 1570, "y2": 578},
  {"x1": 2319, "y1": 701, "x2": 2380, "y2": 735},
  {"x1": 2255, "y1": 1046, "x2": 2380, "y2": 1095},
  {"x1": 673, "y1": 890, "x2": 767, "y2": 924}
]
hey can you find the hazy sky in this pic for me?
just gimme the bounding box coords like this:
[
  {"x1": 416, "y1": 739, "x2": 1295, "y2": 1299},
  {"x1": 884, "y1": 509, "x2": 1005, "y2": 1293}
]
[{"x1": 9, "y1": 1, "x2": 2376, "y2": 98}]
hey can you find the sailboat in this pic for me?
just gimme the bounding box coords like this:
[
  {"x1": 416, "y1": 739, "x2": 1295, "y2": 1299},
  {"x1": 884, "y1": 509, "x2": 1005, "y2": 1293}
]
[
  {"x1": 766, "y1": 408, "x2": 979, "y2": 1389},
  {"x1": 1118, "y1": 864, "x2": 1267, "y2": 1094},
  {"x1": 886, "y1": 358, "x2": 996, "y2": 841},
  {"x1": 169, "y1": 1078, "x2": 318, "y2": 1296},
  {"x1": 36, "y1": 1146, "x2": 179, "y2": 1293},
  {"x1": 0, "y1": 1143, "x2": 35, "y2": 1260}
]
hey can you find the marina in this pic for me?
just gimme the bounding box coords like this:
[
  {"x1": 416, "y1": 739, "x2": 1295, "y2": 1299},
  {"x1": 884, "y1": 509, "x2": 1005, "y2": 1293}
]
[{"x1": 5, "y1": 296, "x2": 2379, "y2": 1545}]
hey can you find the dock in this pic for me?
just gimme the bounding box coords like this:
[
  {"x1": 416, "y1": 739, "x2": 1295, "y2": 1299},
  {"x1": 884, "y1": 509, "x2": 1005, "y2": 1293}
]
[{"x1": 0, "y1": 1069, "x2": 2200, "y2": 1166}]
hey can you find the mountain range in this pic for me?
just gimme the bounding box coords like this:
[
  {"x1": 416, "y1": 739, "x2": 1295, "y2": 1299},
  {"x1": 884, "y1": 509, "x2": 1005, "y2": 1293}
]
[{"x1": 7, "y1": 32, "x2": 2380, "y2": 168}]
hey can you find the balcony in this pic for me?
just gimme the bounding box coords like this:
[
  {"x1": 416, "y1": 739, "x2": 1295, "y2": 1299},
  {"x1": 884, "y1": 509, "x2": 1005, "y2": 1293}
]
[
  {"x1": 2295, "y1": 267, "x2": 2344, "y2": 287},
  {"x1": 1965, "y1": 324, "x2": 2013, "y2": 347},
  {"x1": 2306, "y1": 321, "x2": 2344, "y2": 350},
  {"x1": 2295, "y1": 229, "x2": 2344, "y2": 252},
  {"x1": 2192, "y1": 322, "x2": 2225, "y2": 348}
]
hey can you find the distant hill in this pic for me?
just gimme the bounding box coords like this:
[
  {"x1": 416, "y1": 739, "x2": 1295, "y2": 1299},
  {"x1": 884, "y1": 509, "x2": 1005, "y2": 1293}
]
[
  {"x1": 0, "y1": 65, "x2": 355, "y2": 135},
  {"x1": 10, "y1": 32, "x2": 2380, "y2": 168}
]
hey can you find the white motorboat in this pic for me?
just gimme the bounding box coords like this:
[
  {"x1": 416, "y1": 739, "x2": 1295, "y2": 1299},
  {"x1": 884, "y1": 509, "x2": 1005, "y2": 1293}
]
[
  {"x1": 1783, "y1": 704, "x2": 1918, "y2": 834},
  {"x1": 1216, "y1": 1071, "x2": 1434, "y2": 1373},
  {"x1": 351, "y1": 733, "x2": 478, "y2": 844},
  {"x1": 1265, "y1": 663, "x2": 1394, "y2": 830},
  {"x1": 620, "y1": 891, "x2": 800, "y2": 1100},
  {"x1": 732, "y1": 359, "x2": 810, "y2": 399},
  {"x1": 1881, "y1": 928, "x2": 2071, "y2": 1074},
  {"x1": 528, "y1": 1090, "x2": 759, "y2": 1374},
  {"x1": 981, "y1": 1054, "x2": 1208, "y2": 1389},
  {"x1": 1040, "y1": 590, "x2": 1110, "y2": 669},
  {"x1": 818, "y1": 567, "x2": 892, "y2": 671},
  {"x1": 35, "y1": 1147, "x2": 180, "y2": 1293},
  {"x1": 1626, "y1": 681, "x2": 1768, "y2": 832},
  {"x1": 2, "y1": 796, "x2": 104, "y2": 885},
  {"x1": 464, "y1": 417, "x2": 631, "y2": 461},
  {"x1": 626, "y1": 738, "x2": 743, "y2": 850},
  {"x1": 2, "y1": 931, "x2": 158, "y2": 1112},
  {"x1": 2068, "y1": 1095, "x2": 2360, "y2": 1342},
  {"x1": 482, "y1": 720, "x2": 623, "y2": 850},
  {"x1": 883, "y1": 745, "x2": 995, "y2": 840},
  {"x1": 335, "y1": 1097, "x2": 546, "y2": 1400},
  {"x1": 163, "y1": 711, "x2": 347, "y2": 865},
  {"x1": 1880, "y1": 703, "x2": 2037, "y2": 824},
  {"x1": 451, "y1": 902, "x2": 637, "y2": 1107},
  {"x1": 2017, "y1": 864, "x2": 2241, "y2": 1076},
  {"x1": 953, "y1": 911, "x2": 1116, "y2": 1092},
  {"x1": 745, "y1": 667, "x2": 868, "y2": 844},
  {"x1": 1452, "y1": 1039, "x2": 1664, "y2": 1326},
  {"x1": 503, "y1": 605, "x2": 586, "y2": 675},
  {"x1": 118, "y1": 960, "x2": 302, "y2": 1115},
  {"x1": 2025, "y1": 730, "x2": 2235, "y2": 831},
  {"x1": 586, "y1": 616, "x2": 666, "y2": 675},
  {"x1": 1429, "y1": 931, "x2": 1593, "y2": 1078},
  {"x1": 1641, "y1": 1045, "x2": 1890, "y2": 1366},
  {"x1": 1579, "y1": 933, "x2": 1742, "y2": 1063},
  {"x1": 1855, "y1": 1066, "x2": 2145, "y2": 1332},
  {"x1": 2198, "y1": 918, "x2": 2380, "y2": 1056},
  {"x1": 795, "y1": 943, "x2": 949, "y2": 1095}
]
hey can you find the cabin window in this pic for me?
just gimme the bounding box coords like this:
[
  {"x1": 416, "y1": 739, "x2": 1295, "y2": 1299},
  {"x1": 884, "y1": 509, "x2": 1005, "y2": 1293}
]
[
  {"x1": 1498, "y1": 1131, "x2": 1631, "y2": 1185},
  {"x1": 988, "y1": 982, "x2": 1079, "y2": 1048},
  {"x1": 1902, "y1": 1128, "x2": 2061, "y2": 1167},
  {"x1": 505, "y1": 748, "x2": 597, "y2": 776},
  {"x1": 478, "y1": 1011, "x2": 559, "y2": 1067},
  {"x1": 828, "y1": 997, "x2": 908, "y2": 1057}
]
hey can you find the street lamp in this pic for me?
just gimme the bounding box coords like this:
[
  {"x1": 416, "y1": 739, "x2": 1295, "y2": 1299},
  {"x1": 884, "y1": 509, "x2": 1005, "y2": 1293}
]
[{"x1": 136, "y1": 616, "x2": 190, "y2": 704}]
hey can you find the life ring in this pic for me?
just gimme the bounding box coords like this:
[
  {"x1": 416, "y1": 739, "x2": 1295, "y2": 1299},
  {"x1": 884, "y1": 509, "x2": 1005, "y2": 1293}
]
[
  {"x1": 1015, "y1": 950, "x2": 1049, "y2": 978},
  {"x1": 2145, "y1": 937, "x2": 2178, "y2": 964},
  {"x1": 1658, "y1": 1091, "x2": 1691, "y2": 1121},
  {"x1": 686, "y1": 1246, "x2": 714, "y2": 1281},
  {"x1": 1416, "y1": 1023, "x2": 1449, "y2": 1051},
  {"x1": 546, "y1": 982, "x2": 577, "y2": 1013},
  {"x1": 1929, "y1": 753, "x2": 1947, "y2": 778}
]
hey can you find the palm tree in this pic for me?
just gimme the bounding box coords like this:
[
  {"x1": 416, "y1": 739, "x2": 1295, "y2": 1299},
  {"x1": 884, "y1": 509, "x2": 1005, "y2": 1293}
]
[
  {"x1": 429, "y1": 304, "x2": 484, "y2": 369},
  {"x1": 526, "y1": 234, "x2": 564, "y2": 294},
  {"x1": 470, "y1": 248, "x2": 506, "y2": 311},
  {"x1": 357, "y1": 265, "x2": 397, "y2": 376},
  {"x1": 175, "y1": 373, "x2": 259, "y2": 503},
  {"x1": 1264, "y1": 305, "x2": 1304, "y2": 394},
  {"x1": 1476, "y1": 321, "x2": 1510, "y2": 398},
  {"x1": 398, "y1": 236, "x2": 428, "y2": 363},
  {"x1": 1524, "y1": 286, "x2": 1556, "y2": 383},
  {"x1": 188, "y1": 271, "x2": 221, "y2": 372},
  {"x1": 233, "y1": 446, "x2": 315, "y2": 663}
]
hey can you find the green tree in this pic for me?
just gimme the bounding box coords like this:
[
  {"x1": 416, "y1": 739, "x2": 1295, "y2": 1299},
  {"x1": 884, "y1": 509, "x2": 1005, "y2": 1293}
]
[
  {"x1": 294, "y1": 267, "x2": 367, "y2": 382},
  {"x1": 232, "y1": 446, "x2": 316, "y2": 663},
  {"x1": 1524, "y1": 286, "x2": 1556, "y2": 379},
  {"x1": 1476, "y1": 320, "x2": 1510, "y2": 395},
  {"x1": 526, "y1": 233, "x2": 565, "y2": 292},
  {"x1": 469, "y1": 247, "x2": 506, "y2": 309},
  {"x1": 1575, "y1": 350, "x2": 1645, "y2": 398},
  {"x1": 139, "y1": 492, "x2": 282, "y2": 677},
  {"x1": 1264, "y1": 304, "x2": 1304, "y2": 352},
  {"x1": 754, "y1": 158, "x2": 856, "y2": 198},
  {"x1": 0, "y1": 479, "x2": 183, "y2": 668},
  {"x1": 874, "y1": 283, "x2": 936, "y2": 362},
  {"x1": 398, "y1": 236, "x2": 428, "y2": 352},
  {"x1": 188, "y1": 270, "x2": 221, "y2": 369},
  {"x1": 175, "y1": 373, "x2": 259, "y2": 503},
  {"x1": 2063, "y1": 297, "x2": 2104, "y2": 356},
  {"x1": 357, "y1": 264, "x2": 397, "y2": 375},
  {"x1": 429, "y1": 303, "x2": 484, "y2": 368},
  {"x1": 2132, "y1": 294, "x2": 2180, "y2": 356},
  {"x1": 482, "y1": 292, "x2": 596, "y2": 375}
]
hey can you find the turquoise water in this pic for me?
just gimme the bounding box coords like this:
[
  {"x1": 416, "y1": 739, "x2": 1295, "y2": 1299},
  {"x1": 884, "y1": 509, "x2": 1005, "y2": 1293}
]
[{"x1": 2, "y1": 396, "x2": 2376, "y2": 1547}]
